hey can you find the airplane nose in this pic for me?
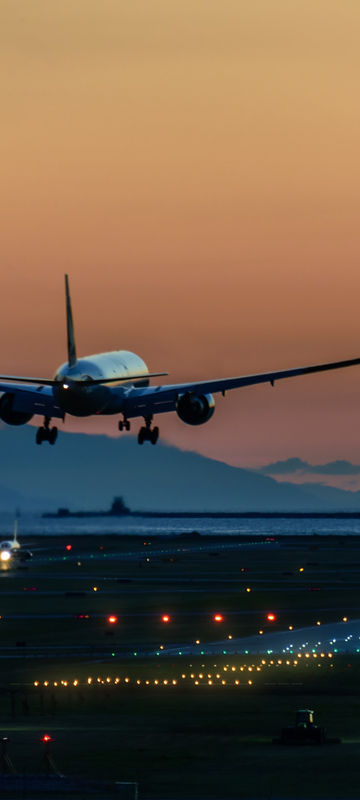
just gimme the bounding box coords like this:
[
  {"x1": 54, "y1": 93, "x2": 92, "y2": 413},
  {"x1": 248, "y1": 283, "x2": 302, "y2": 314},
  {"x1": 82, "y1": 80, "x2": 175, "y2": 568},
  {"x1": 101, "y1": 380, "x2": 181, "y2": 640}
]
[{"x1": 54, "y1": 377, "x2": 109, "y2": 416}]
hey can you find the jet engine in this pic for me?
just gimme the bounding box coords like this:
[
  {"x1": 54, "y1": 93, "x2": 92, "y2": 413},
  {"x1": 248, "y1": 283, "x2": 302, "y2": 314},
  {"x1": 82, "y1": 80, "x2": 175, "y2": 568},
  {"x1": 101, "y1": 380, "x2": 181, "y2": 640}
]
[
  {"x1": 0, "y1": 394, "x2": 33, "y2": 426},
  {"x1": 176, "y1": 392, "x2": 215, "y2": 426}
]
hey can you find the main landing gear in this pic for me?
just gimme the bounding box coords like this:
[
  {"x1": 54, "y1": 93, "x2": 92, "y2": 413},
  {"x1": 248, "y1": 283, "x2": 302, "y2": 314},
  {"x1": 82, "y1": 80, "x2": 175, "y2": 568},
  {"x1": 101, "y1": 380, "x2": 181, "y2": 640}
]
[
  {"x1": 36, "y1": 417, "x2": 58, "y2": 445},
  {"x1": 118, "y1": 417, "x2": 131, "y2": 432},
  {"x1": 138, "y1": 415, "x2": 159, "y2": 445}
]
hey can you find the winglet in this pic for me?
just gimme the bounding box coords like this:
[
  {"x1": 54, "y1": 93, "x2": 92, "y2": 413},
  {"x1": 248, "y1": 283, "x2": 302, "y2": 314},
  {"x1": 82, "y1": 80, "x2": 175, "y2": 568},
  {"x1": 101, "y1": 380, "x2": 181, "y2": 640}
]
[{"x1": 65, "y1": 274, "x2": 77, "y2": 368}]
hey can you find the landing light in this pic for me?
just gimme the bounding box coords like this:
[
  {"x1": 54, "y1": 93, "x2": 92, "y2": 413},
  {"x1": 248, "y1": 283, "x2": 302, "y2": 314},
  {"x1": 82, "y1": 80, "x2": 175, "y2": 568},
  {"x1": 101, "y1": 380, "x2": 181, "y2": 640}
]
[{"x1": 0, "y1": 551, "x2": 11, "y2": 562}]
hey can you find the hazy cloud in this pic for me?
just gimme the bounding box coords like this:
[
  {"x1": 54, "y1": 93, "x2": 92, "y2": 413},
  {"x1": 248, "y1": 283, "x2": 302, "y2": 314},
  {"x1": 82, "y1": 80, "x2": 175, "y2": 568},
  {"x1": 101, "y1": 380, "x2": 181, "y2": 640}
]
[{"x1": 257, "y1": 459, "x2": 360, "y2": 476}]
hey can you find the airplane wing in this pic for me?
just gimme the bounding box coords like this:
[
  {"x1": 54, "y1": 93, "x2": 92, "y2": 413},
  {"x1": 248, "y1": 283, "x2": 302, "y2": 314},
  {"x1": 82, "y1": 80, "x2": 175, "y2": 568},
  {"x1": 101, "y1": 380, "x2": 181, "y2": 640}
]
[
  {"x1": 0, "y1": 382, "x2": 65, "y2": 419},
  {"x1": 122, "y1": 355, "x2": 360, "y2": 418}
]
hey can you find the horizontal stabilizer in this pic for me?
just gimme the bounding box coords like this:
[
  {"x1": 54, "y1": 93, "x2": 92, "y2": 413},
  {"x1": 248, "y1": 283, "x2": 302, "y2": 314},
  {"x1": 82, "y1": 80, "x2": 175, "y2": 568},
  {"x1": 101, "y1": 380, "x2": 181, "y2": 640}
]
[
  {"x1": 84, "y1": 371, "x2": 168, "y2": 386},
  {"x1": 0, "y1": 371, "x2": 168, "y2": 387}
]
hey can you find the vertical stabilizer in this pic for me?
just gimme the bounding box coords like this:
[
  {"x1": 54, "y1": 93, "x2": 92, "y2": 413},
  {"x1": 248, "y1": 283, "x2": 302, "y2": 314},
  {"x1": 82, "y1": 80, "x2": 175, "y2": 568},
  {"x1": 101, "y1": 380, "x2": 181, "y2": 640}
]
[
  {"x1": 13, "y1": 519, "x2": 18, "y2": 543},
  {"x1": 65, "y1": 274, "x2": 77, "y2": 368}
]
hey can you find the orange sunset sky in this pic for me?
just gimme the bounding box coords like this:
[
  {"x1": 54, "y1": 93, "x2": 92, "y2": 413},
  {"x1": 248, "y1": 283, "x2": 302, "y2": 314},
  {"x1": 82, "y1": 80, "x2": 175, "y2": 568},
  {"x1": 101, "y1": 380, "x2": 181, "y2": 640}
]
[{"x1": 1, "y1": 1, "x2": 360, "y2": 468}]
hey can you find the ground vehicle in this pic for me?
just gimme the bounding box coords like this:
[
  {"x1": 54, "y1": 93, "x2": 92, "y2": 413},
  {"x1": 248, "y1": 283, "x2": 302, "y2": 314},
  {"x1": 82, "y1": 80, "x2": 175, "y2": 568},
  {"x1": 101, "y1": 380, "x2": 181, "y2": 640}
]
[{"x1": 280, "y1": 709, "x2": 326, "y2": 745}]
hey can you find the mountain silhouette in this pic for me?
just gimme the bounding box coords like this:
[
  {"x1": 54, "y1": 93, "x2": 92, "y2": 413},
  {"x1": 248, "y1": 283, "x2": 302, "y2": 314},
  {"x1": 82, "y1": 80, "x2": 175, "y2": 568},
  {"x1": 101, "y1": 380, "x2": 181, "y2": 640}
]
[{"x1": 1, "y1": 425, "x2": 360, "y2": 512}]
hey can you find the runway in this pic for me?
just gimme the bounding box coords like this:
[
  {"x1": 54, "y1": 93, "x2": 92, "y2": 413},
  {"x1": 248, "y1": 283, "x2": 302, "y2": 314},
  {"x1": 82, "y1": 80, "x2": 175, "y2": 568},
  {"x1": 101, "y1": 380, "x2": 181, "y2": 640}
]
[
  {"x1": 0, "y1": 618, "x2": 356, "y2": 662},
  {"x1": 160, "y1": 617, "x2": 360, "y2": 656}
]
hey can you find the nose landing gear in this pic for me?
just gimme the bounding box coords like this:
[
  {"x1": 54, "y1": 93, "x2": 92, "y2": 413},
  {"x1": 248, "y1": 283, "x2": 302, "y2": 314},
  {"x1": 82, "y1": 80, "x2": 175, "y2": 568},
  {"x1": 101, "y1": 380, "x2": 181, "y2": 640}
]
[
  {"x1": 137, "y1": 415, "x2": 159, "y2": 445},
  {"x1": 36, "y1": 417, "x2": 58, "y2": 445}
]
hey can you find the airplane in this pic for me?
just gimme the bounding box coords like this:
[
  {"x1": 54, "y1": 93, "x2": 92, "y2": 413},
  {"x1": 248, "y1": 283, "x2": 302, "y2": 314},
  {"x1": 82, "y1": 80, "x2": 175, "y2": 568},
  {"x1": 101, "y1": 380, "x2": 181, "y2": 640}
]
[
  {"x1": 0, "y1": 274, "x2": 359, "y2": 446},
  {"x1": 0, "y1": 520, "x2": 32, "y2": 563}
]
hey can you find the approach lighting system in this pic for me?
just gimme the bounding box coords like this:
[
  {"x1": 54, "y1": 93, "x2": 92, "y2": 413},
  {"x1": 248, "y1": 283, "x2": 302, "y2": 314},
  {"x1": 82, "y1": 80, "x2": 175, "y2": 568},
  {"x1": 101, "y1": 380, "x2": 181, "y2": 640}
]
[{"x1": 266, "y1": 613, "x2": 277, "y2": 622}]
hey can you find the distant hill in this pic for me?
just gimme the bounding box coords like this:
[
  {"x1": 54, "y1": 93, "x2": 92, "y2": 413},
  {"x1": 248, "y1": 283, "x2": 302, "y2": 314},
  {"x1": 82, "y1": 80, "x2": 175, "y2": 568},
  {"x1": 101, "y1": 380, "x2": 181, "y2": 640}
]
[{"x1": 1, "y1": 425, "x2": 360, "y2": 512}]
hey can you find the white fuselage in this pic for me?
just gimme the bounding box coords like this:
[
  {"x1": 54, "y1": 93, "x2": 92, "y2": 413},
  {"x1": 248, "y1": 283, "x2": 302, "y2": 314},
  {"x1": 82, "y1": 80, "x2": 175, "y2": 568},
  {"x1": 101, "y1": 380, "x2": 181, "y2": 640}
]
[
  {"x1": 0, "y1": 539, "x2": 20, "y2": 551},
  {"x1": 53, "y1": 350, "x2": 148, "y2": 416}
]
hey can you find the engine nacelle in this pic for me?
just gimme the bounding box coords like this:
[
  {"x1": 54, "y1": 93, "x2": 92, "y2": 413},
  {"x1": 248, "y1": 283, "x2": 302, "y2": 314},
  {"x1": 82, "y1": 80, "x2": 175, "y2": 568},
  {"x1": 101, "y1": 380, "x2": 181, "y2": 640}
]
[
  {"x1": 176, "y1": 392, "x2": 215, "y2": 426},
  {"x1": 0, "y1": 394, "x2": 33, "y2": 426}
]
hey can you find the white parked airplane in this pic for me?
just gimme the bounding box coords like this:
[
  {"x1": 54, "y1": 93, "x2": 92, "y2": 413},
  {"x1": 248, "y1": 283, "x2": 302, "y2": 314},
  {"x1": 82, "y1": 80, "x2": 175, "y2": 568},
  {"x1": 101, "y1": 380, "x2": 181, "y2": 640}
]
[
  {"x1": 0, "y1": 275, "x2": 359, "y2": 446},
  {"x1": 0, "y1": 519, "x2": 21, "y2": 555},
  {"x1": 0, "y1": 520, "x2": 32, "y2": 563}
]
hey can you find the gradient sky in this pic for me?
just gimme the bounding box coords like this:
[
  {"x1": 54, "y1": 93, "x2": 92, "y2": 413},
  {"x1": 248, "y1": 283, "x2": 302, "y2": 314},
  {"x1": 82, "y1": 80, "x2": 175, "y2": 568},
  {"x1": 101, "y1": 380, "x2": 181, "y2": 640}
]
[{"x1": 1, "y1": 1, "x2": 360, "y2": 468}]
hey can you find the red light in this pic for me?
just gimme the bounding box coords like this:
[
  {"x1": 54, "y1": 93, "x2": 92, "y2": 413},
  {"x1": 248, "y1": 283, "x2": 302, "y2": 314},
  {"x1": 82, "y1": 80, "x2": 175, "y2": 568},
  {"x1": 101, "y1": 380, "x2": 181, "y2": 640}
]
[
  {"x1": 107, "y1": 615, "x2": 118, "y2": 624},
  {"x1": 42, "y1": 734, "x2": 52, "y2": 743},
  {"x1": 266, "y1": 613, "x2": 276, "y2": 622},
  {"x1": 213, "y1": 614, "x2": 224, "y2": 622},
  {"x1": 161, "y1": 614, "x2": 171, "y2": 623},
  {"x1": 65, "y1": 545, "x2": 72, "y2": 551}
]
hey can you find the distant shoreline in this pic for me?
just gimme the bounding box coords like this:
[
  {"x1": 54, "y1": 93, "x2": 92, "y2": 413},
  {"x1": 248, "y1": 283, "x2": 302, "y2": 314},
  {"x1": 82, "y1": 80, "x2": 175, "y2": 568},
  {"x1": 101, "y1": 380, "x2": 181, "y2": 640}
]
[{"x1": 42, "y1": 510, "x2": 360, "y2": 519}]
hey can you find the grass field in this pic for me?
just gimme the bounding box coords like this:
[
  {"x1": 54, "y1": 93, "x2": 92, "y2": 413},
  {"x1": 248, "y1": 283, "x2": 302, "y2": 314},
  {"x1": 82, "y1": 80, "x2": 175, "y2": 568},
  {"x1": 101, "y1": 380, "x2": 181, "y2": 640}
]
[{"x1": 1, "y1": 532, "x2": 360, "y2": 798}]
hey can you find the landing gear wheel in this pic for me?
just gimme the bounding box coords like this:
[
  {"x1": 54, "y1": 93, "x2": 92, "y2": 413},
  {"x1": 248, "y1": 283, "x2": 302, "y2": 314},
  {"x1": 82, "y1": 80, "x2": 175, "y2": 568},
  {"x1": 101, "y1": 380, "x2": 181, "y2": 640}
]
[
  {"x1": 150, "y1": 426, "x2": 159, "y2": 445},
  {"x1": 49, "y1": 427, "x2": 58, "y2": 445},
  {"x1": 35, "y1": 419, "x2": 58, "y2": 445},
  {"x1": 119, "y1": 419, "x2": 131, "y2": 433},
  {"x1": 137, "y1": 416, "x2": 159, "y2": 445}
]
